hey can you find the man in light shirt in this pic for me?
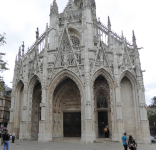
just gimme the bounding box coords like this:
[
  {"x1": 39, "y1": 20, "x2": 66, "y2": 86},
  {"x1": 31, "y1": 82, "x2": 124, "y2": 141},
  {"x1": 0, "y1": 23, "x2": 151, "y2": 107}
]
[{"x1": 12, "y1": 131, "x2": 15, "y2": 143}]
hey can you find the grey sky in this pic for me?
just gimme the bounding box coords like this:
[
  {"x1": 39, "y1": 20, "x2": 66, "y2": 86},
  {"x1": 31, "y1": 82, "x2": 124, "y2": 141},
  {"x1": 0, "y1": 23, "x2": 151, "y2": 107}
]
[{"x1": 0, "y1": 0, "x2": 155, "y2": 105}]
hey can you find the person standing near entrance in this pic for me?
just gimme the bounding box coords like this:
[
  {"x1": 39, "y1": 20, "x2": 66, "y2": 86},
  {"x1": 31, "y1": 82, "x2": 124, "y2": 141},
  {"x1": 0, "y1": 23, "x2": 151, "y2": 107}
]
[
  {"x1": 122, "y1": 133, "x2": 128, "y2": 150},
  {"x1": 3, "y1": 130, "x2": 10, "y2": 150},
  {"x1": 12, "y1": 131, "x2": 15, "y2": 143},
  {"x1": 107, "y1": 127, "x2": 109, "y2": 138},
  {"x1": 104, "y1": 127, "x2": 108, "y2": 138}
]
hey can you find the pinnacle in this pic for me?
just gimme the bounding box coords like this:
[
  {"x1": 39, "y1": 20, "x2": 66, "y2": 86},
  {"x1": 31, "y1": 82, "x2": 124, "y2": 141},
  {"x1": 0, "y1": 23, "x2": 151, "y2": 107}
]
[
  {"x1": 108, "y1": 16, "x2": 111, "y2": 26},
  {"x1": 132, "y1": 30, "x2": 136, "y2": 40},
  {"x1": 22, "y1": 41, "x2": 25, "y2": 50},
  {"x1": 121, "y1": 30, "x2": 124, "y2": 39},
  {"x1": 46, "y1": 23, "x2": 48, "y2": 32},
  {"x1": 19, "y1": 46, "x2": 21, "y2": 53},
  {"x1": 53, "y1": 0, "x2": 58, "y2": 7}
]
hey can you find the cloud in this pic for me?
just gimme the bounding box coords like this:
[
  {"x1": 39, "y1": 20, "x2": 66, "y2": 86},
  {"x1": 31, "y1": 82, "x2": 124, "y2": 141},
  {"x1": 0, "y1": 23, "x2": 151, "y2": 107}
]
[{"x1": 0, "y1": 0, "x2": 155, "y2": 105}]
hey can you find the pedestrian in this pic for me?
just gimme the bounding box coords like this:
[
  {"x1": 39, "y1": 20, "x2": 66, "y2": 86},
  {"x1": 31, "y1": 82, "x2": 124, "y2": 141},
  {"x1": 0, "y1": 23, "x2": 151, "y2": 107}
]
[
  {"x1": 107, "y1": 127, "x2": 109, "y2": 138},
  {"x1": 3, "y1": 130, "x2": 10, "y2": 150},
  {"x1": 12, "y1": 131, "x2": 15, "y2": 143},
  {"x1": 122, "y1": 132, "x2": 128, "y2": 150},
  {"x1": 128, "y1": 135, "x2": 137, "y2": 150},
  {"x1": 1, "y1": 130, "x2": 4, "y2": 145},
  {"x1": 0, "y1": 131, "x2": 1, "y2": 145},
  {"x1": 104, "y1": 126, "x2": 108, "y2": 138}
]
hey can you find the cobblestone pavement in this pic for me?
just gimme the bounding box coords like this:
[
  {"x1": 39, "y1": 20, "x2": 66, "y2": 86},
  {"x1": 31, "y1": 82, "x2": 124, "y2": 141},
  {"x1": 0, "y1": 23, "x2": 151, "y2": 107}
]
[{"x1": 1, "y1": 140, "x2": 155, "y2": 150}]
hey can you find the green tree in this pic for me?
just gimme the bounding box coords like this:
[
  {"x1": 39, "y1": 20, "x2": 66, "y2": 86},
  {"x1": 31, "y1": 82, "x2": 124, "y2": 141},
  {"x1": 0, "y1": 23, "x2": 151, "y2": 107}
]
[
  {"x1": 0, "y1": 33, "x2": 6, "y2": 46},
  {"x1": 147, "y1": 97, "x2": 156, "y2": 126},
  {"x1": 0, "y1": 33, "x2": 9, "y2": 92},
  {"x1": 151, "y1": 96, "x2": 156, "y2": 108}
]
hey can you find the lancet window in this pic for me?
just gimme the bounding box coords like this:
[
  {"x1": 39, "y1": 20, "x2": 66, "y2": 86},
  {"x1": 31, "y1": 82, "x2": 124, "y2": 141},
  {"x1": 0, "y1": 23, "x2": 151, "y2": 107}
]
[{"x1": 97, "y1": 93, "x2": 107, "y2": 108}]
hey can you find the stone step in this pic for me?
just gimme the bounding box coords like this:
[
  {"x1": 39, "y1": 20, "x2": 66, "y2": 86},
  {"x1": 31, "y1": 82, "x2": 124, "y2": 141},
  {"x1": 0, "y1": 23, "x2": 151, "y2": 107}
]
[
  {"x1": 95, "y1": 138, "x2": 112, "y2": 143},
  {"x1": 53, "y1": 137, "x2": 81, "y2": 143}
]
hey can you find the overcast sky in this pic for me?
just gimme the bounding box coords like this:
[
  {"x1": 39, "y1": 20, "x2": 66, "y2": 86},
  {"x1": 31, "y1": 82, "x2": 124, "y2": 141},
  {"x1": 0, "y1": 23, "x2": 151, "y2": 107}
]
[{"x1": 0, "y1": 0, "x2": 155, "y2": 105}]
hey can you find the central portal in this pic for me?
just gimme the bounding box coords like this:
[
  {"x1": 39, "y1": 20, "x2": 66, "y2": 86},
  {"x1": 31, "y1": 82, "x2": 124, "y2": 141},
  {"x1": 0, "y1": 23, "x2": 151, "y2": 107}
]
[{"x1": 63, "y1": 113, "x2": 81, "y2": 137}]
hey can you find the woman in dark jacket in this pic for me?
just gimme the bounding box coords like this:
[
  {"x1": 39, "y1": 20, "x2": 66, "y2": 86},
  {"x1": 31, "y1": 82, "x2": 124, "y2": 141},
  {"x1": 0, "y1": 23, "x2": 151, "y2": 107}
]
[{"x1": 128, "y1": 135, "x2": 137, "y2": 150}]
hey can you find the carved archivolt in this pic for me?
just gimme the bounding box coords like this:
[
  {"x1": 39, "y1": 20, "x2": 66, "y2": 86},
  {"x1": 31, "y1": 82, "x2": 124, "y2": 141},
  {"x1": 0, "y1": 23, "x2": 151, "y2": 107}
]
[
  {"x1": 53, "y1": 79, "x2": 81, "y2": 113},
  {"x1": 28, "y1": 75, "x2": 42, "y2": 95},
  {"x1": 119, "y1": 70, "x2": 137, "y2": 88},
  {"x1": 92, "y1": 68, "x2": 114, "y2": 89},
  {"x1": 48, "y1": 69, "x2": 84, "y2": 98}
]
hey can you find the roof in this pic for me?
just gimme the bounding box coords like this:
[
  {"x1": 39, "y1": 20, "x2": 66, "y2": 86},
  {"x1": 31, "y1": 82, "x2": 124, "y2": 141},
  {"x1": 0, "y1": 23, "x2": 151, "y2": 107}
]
[{"x1": 5, "y1": 86, "x2": 12, "y2": 92}]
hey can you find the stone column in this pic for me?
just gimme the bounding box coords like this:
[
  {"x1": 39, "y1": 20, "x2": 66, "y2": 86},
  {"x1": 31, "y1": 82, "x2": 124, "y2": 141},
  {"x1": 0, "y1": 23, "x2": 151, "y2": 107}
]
[
  {"x1": 9, "y1": 90, "x2": 15, "y2": 123},
  {"x1": 81, "y1": 3, "x2": 96, "y2": 142},
  {"x1": 38, "y1": 22, "x2": 52, "y2": 141},
  {"x1": 138, "y1": 87, "x2": 150, "y2": 144},
  {"x1": 19, "y1": 84, "x2": 28, "y2": 140},
  {"x1": 114, "y1": 81, "x2": 124, "y2": 142}
]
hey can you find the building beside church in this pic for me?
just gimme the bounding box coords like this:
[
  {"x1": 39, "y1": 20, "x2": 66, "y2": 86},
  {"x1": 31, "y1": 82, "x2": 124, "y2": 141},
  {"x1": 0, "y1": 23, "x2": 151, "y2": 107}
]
[
  {"x1": 8, "y1": 0, "x2": 150, "y2": 143},
  {"x1": 0, "y1": 85, "x2": 12, "y2": 129}
]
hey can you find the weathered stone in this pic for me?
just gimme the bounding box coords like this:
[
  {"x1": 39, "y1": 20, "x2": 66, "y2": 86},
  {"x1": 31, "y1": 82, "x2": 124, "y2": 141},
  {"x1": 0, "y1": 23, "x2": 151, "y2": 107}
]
[{"x1": 8, "y1": 0, "x2": 150, "y2": 144}]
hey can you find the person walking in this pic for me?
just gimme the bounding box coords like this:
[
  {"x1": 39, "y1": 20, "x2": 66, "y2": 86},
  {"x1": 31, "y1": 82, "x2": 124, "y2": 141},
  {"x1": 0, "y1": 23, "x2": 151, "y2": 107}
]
[
  {"x1": 128, "y1": 135, "x2": 137, "y2": 150},
  {"x1": 3, "y1": 130, "x2": 10, "y2": 150},
  {"x1": 122, "y1": 132, "x2": 128, "y2": 150},
  {"x1": 12, "y1": 131, "x2": 15, "y2": 143}
]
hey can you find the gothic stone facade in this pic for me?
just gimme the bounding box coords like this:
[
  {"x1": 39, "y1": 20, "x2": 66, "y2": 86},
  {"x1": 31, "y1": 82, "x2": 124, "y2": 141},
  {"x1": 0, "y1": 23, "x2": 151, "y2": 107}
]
[{"x1": 8, "y1": 0, "x2": 150, "y2": 144}]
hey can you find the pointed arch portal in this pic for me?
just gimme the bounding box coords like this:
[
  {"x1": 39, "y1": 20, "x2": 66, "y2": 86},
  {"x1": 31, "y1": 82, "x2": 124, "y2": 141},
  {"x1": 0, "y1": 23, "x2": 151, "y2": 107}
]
[
  {"x1": 94, "y1": 75, "x2": 111, "y2": 138},
  {"x1": 52, "y1": 77, "x2": 81, "y2": 137}
]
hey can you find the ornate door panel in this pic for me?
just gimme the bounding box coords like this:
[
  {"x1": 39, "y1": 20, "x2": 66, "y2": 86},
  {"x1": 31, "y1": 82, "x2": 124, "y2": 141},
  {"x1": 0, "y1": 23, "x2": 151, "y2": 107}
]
[
  {"x1": 63, "y1": 113, "x2": 81, "y2": 137},
  {"x1": 98, "y1": 111, "x2": 108, "y2": 137}
]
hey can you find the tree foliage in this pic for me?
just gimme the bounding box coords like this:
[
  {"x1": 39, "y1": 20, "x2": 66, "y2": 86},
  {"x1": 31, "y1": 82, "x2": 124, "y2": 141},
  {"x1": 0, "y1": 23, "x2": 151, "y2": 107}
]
[
  {"x1": 0, "y1": 33, "x2": 9, "y2": 92},
  {"x1": 0, "y1": 33, "x2": 6, "y2": 46},
  {"x1": 151, "y1": 96, "x2": 156, "y2": 108},
  {"x1": 148, "y1": 96, "x2": 156, "y2": 126}
]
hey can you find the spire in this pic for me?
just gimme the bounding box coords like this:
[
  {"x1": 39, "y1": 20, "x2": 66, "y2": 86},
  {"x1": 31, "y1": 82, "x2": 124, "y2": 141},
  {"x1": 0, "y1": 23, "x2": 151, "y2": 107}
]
[
  {"x1": 36, "y1": 28, "x2": 39, "y2": 40},
  {"x1": 22, "y1": 41, "x2": 25, "y2": 57},
  {"x1": 132, "y1": 30, "x2": 137, "y2": 47}
]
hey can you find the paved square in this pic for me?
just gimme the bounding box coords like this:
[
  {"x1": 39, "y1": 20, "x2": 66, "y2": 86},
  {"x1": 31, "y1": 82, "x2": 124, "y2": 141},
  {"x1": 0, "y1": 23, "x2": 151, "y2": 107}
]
[{"x1": 2, "y1": 140, "x2": 155, "y2": 150}]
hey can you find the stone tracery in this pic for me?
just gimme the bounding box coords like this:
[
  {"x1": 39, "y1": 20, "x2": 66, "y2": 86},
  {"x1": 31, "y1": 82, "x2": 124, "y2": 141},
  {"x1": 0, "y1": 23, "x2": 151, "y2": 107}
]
[{"x1": 9, "y1": 0, "x2": 150, "y2": 144}]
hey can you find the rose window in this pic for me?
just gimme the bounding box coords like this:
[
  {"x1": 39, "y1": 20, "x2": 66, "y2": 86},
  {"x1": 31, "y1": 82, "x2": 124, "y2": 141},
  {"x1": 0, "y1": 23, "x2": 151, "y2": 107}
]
[{"x1": 70, "y1": 36, "x2": 80, "y2": 47}]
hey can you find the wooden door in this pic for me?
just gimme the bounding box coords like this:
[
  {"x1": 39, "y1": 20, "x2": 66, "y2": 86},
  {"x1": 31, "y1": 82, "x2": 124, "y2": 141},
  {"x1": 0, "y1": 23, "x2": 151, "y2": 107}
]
[
  {"x1": 98, "y1": 111, "x2": 108, "y2": 137},
  {"x1": 63, "y1": 113, "x2": 81, "y2": 137}
]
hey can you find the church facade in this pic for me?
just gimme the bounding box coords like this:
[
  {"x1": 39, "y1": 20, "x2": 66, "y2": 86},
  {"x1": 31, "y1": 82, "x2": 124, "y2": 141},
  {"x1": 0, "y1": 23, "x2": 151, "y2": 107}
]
[{"x1": 8, "y1": 0, "x2": 150, "y2": 143}]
